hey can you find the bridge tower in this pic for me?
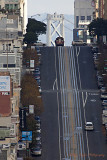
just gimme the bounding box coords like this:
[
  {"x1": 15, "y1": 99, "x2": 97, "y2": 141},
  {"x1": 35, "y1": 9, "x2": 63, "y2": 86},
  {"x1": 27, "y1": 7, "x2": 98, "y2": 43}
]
[{"x1": 46, "y1": 13, "x2": 65, "y2": 46}]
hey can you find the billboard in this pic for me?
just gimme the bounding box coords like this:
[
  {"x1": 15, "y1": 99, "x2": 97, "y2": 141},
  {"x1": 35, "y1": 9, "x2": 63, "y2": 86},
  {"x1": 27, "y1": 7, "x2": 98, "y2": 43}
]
[
  {"x1": 29, "y1": 105, "x2": 34, "y2": 114},
  {"x1": 30, "y1": 60, "x2": 34, "y2": 68},
  {"x1": 22, "y1": 131, "x2": 32, "y2": 141},
  {"x1": 0, "y1": 76, "x2": 10, "y2": 91}
]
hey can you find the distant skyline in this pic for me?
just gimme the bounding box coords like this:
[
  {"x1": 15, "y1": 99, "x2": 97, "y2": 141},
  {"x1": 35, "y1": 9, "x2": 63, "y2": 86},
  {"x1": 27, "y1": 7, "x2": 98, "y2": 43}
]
[{"x1": 27, "y1": 0, "x2": 74, "y2": 17}]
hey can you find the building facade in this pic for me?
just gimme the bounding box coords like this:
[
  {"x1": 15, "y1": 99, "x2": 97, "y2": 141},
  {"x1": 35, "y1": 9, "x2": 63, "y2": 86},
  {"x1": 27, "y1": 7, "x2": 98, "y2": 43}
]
[
  {"x1": 0, "y1": 0, "x2": 27, "y2": 159},
  {"x1": 73, "y1": 0, "x2": 95, "y2": 43},
  {"x1": 0, "y1": 72, "x2": 20, "y2": 160},
  {"x1": 104, "y1": 0, "x2": 107, "y2": 19}
]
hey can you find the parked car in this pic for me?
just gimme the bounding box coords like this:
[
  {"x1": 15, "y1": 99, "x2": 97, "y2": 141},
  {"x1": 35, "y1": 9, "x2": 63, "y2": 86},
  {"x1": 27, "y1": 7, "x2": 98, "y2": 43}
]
[
  {"x1": 35, "y1": 46, "x2": 40, "y2": 53},
  {"x1": 101, "y1": 92, "x2": 107, "y2": 99},
  {"x1": 34, "y1": 74, "x2": 40, "y2": 79},
  {"x1": 97, "y1": 75, "x2": 103, "y2": 81},
  {"x1": 38, "y1": 85, "x2": 42, "y2": 93},
  {"x1": 35, "y1": 46, "x2": 41, "y2": 56},
  {"x1": 35, "y1": 116, "x2": 40, "y2": 122},
  {"x1": 100, "y1": 87, "x2": 107, "y2": 93},
  {"x1": 35, "y1": 67, "x2": 40, "y2": 72},
  {"x1": 35, "y1": 121, "x2": 41, "y2": 127},
  {"x1": 102, "y1": 100, "x2": 107, "y2": 106},
  {"x1": 35, "y1": 125, "x2": 41, "y2": 131},
  {"x1": 85, "y1": 122, "x2": 94, "y2": 130},
  {"x1": 36, "y1": 128, "x2": 41, "y2": 133},
  {"x1": 38, "y1": 57, "x2": 42, "y2": 65},
  {"x1": 36, "y1": 80, "x2": 41, "y2": 86},
  {"x1": 91, "y1": 46, "x2": 98, "y2": 53},
  {"x1": 35, "y1": 139, "x2": 41, "y2": 145},
  {"x1": 102, "y1": 105, "x2": 107, "y2": 110},
  {"x1": 97, "y1": 81, "x2": 104, "y2": 89},
  {"x1": 33, "y1": 70, "x2": 40, "y2": 75},
  {"x1": 35, "y1": 132, "x2": 41, "y2": 141},
  {"x1": 31, "y1": 147, "x2": 42, "y2": 156},
  {"x1": 72, "y1": 40, "x2": 87, "y2": 46}
]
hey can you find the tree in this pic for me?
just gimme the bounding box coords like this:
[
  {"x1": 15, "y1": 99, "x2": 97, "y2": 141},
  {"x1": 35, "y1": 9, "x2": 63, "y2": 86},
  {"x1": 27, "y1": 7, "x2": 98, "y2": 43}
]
[
  {"x1": 88, "y1": 18, "x2": 107, "y2": 42},
  {"x1": 22, "y1": 48, "x2": 39, "y2": 67},
  {"x1": 26, "y1": 115, "x2": 36, "y2": 131},
  {"x1": 21, "y1": 73, "x2": 43, "y2": 115},
  {"x1": 23, "y1": 18, "x2": 46, "y2": 45},
  {"x1": 23, "y1": 32, "x2": 38, "y2": 44}
]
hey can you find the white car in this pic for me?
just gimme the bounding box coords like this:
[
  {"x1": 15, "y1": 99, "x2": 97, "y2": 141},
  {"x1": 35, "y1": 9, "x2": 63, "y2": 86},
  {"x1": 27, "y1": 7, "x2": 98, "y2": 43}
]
[
  {"x1": 85, "y1": 122, "x2": 94, "y2": 130},
  {"x1": 72, "y1": 40, "x2": 87, "y2": 46}
]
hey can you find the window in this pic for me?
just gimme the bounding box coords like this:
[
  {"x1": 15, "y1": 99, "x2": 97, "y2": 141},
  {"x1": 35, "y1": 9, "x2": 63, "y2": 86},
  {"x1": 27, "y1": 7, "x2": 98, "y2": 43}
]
[
  {"x1": 5, "y1": 4, "x2": 18, "y2": 10},
  {"x1": 81, "y1": 16, "x2": 85, "y2": 20},
  {"x1": 10, "y1": 4, "x2": 13, "y2": 9},
  {"x1": 14, "y1": 4, "x2": 18, "y2": 10},
  {"x1": 76, "y1": 16, "x2": 79, "y2": 28},
  {"x1": 87, "y1": 16, "x2": 91, "y2": 20},
  {"x1": 3, "y1": 64, "x2": 16, "y2": 68},
  {"x1": 80, "y1": 25, "x2": 84, "y2": 28},
  {"x1": 18, "y1": 31, "x2": 23, "y2": 37},
  {"x1": 5, "y1": 4, "x2": 9, "y2": 10},
  {"x1": 3, "y1": 44, "x2": 5, "y2": 51}
]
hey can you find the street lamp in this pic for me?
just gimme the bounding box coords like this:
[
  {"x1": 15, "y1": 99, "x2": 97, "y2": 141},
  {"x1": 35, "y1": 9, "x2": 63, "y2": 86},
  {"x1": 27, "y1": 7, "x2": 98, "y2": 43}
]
[{"x1": 31, "y1": 14, "x2": 40, "y2": 19}]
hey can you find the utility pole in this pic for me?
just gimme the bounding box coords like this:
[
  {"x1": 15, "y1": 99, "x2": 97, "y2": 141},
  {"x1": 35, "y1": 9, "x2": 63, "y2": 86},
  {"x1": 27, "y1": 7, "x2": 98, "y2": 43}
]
[{"x1": 6, "y1": 24, "x2": 8, "y2": 71}]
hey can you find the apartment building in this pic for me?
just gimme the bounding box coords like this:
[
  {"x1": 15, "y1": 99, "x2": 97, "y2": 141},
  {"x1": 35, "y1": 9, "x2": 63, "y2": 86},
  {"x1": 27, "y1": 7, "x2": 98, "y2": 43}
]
[
  {"x1": 73, "y1": 0, "x2": 95, "y2": 43},
  {"x1": 0, "y1": 0, "x2": 27, "y2": 159},
  {"x1": 0, "y1": 0, "x2": 27, "y2": 85},
  {"x1": 94, "y1": 0, "x2": 107, "y2": 19},
  {"x1": 104, "y1": 0, "x2": 107, "y2": 19},
  {"x1": 0, "y1": 72, "x2": 20, "y2": 160}
]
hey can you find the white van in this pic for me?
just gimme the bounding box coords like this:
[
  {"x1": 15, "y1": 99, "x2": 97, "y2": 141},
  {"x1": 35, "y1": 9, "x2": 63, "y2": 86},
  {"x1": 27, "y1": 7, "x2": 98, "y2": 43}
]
[{"x1": 85, "y1": 122, "x2": 94, "y2": 130}]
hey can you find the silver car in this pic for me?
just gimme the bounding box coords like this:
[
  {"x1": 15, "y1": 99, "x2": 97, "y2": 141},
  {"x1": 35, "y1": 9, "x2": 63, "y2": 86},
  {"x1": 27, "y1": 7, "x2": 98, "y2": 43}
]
[
  {"x1": 31, "y1": 147, "x2": 42, "y2": 156},
  {"x1": 101, "y1": 92, "x2": 107, "y2": 99}
]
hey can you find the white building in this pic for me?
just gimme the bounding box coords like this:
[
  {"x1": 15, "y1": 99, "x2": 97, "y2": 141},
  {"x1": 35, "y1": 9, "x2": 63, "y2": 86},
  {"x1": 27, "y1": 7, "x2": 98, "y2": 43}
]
[
  {"x1": 0, "y1": 0, "x2": 27, "y2": 85},
  {"x1": 73, "y1": 0, "x2": 95, "y2": 43}
]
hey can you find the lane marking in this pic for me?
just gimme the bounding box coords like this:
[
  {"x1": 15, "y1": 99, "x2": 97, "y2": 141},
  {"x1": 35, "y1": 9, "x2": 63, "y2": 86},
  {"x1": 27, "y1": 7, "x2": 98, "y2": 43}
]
[{"x1": 90, "y1": 99, "x2": 96, "y2": 102}]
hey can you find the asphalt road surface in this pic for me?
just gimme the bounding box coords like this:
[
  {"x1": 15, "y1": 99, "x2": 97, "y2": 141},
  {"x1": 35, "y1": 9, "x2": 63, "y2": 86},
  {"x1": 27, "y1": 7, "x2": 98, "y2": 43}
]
[{"x1": 34, "y1": 46, "x2": 107, "y2": 160}]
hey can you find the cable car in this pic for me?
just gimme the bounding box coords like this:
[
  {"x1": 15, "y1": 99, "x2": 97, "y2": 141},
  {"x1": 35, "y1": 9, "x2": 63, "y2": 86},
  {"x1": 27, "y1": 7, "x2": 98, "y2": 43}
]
[{"x1": 55, "y1": 37, "x2": 64, "y2": 46}]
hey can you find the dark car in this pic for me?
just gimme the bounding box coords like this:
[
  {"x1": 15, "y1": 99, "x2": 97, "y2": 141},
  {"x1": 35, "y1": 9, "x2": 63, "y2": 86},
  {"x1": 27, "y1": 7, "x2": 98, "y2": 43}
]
[
  {"x1": 36, "y1": 79, "x2": 41, "y2": 86},
  {"x1": 35, "y1": 139, "x2": 41, "y2": 145},
  {"x1": 35, "y1": 46, "x2": 40, "y2": 53},
  {"x1": 35, "y1": 132, "x2": 41, "y2": 141},
  {"x1": 35, "y1": 116, "x2": 40, "y2": 122},
  {"x1": 102, "y1": 100, "x2": 107, "y2": 106},
  {"x1": 97, "y1": 81, "x2": 104, "y2": 89},
  {"x1": 92, "y1": 46, "x2": 98, "y2": 53},
  {"x1": 34, "y1": 74, "x2": 40, "y2": 79},
  {"x1": 100, "y1": 87, "x2": 107, "y2": 93},
  {"x1": 33, "y1": 70, "x2": 40, "y2": 74}
]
